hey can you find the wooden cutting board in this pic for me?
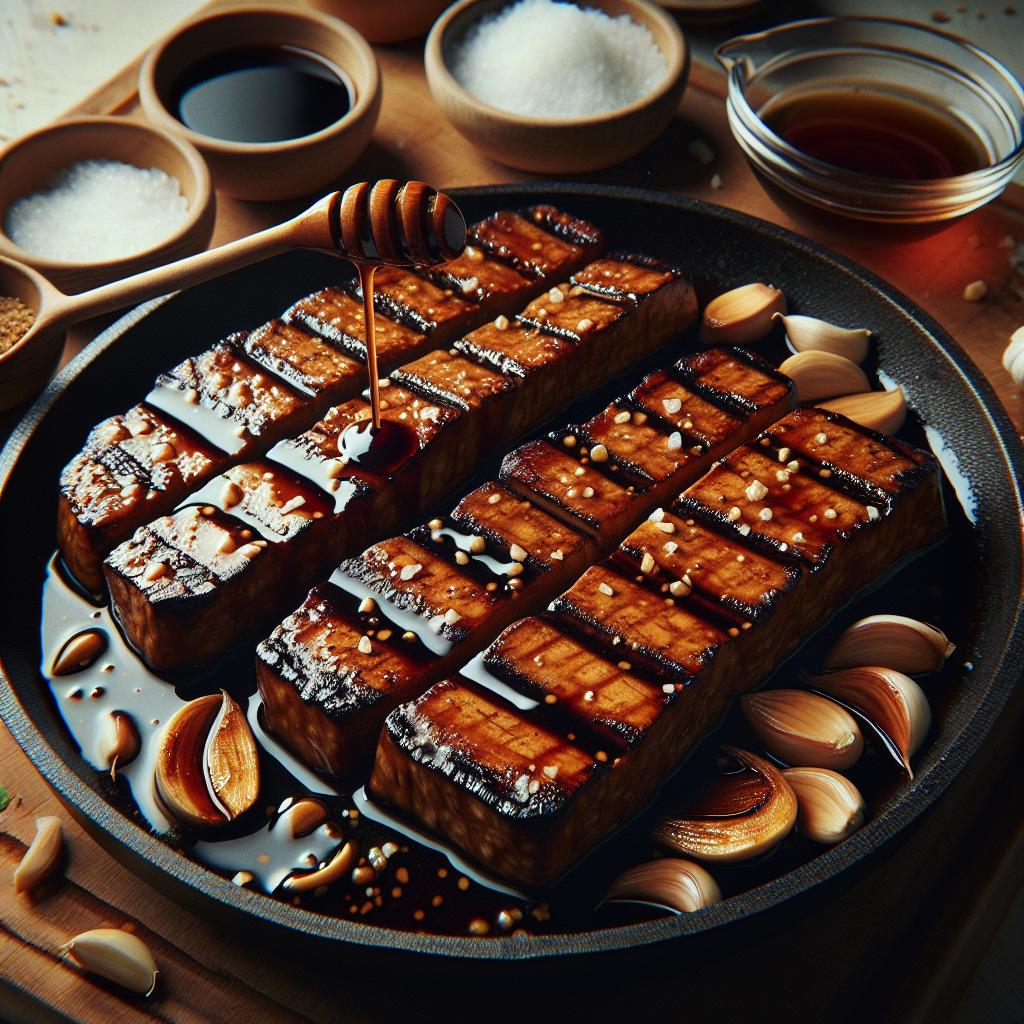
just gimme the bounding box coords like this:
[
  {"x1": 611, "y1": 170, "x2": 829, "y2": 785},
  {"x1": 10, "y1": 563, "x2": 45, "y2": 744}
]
[{"x1": 2, "y1": 2, "x2": 1023, "y2": 1020}]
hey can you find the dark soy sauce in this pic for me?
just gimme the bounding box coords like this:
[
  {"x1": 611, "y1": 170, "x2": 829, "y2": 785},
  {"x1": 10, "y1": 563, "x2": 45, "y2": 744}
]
[
  {"x1": 174, "y1": 45, "x2": 352, "y2": 143},
  {"x1": 338, "y1": 419, "x2": 419, "y2": 476},
  {"x1": 761, "y1": 89, "x2": 989, "y2": 180}
]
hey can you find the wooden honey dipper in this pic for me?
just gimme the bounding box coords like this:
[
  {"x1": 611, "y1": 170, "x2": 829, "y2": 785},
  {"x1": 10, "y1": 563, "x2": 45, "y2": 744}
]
[{"x1": 0, "y1": 180, "x2": 467, "y2": 411}]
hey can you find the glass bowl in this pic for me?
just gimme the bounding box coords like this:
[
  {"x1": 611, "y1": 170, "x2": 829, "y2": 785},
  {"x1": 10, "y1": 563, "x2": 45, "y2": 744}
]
[{"x1": 716, "y1": 16, "x2": 1024, "y2": 225}]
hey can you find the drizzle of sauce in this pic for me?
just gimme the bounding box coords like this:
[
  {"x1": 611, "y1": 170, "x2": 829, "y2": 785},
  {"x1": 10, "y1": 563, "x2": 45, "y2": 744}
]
[{"x1": 337, "y1": 418, "x2": 419, "y2": 476}]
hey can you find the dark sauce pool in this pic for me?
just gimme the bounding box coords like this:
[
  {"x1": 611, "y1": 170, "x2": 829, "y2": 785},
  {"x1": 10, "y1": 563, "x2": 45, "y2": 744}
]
[
  {"x1": 173, "y1": 45, "x2": 352, "y2": 144},
  {"x1": 37, "y1": 325, "x2": 980, "y2": 940}
]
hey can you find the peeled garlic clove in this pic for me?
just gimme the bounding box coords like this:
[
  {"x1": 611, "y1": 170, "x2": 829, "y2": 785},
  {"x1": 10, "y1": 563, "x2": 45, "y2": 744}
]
[
  {"x1": 100, "y1": 710, "x2": 140, "y2": 781},
  {"x1": 778, "y1": 350, "x2": 870, "y2": 403},
  {"x1": 283, "y1": 840, "x2": 357, "y2": 892},
  {"x1": 155, "y1": 691, "x2": 259, "y2": 830},
  {"x1": 61, "y1": 928, "x2": 158, "y2": 996},
  {"x1": 818, "y1": 388, "x2": 907, "y2": 435},
  {"x1": 13, "y1": 816, "x2": 63, "y2": 894},
  {"x1": 52, "y1": 629, "x2": 107, "y2": 676},
  {"x1": 784, "y1": 767, "x2": 866, "y2": 845},
  {"x1": 825, "y1": 614, "x2": 955, "y2": 674},
  {"x1": 775, "y1": 313, "x2": 872, "y2": 364},
  {"x1": 740, "y1": 689, "x2": 863, "y2": 770},
  {"x1": 699, "y1": 283, "x2": 786, "y2": 346},
  {"x1": 653, "y1": 746, "x2": 797, "y2": 862},
  {"x1": 205, "y1": 690, "x2": 260, "y2": 820},
  {"x1": 606, "y1": 858, "x2": 721, "y2": 913},
  {"x1": 1002, "y1": 325, "x2": 1024, "y2": 387},
  {"x1": 811, "y1": 667, "x2": 931, "y2": 777},
  {"x1": 281, "y1": 797, "x2": 330, "y2": 839}
]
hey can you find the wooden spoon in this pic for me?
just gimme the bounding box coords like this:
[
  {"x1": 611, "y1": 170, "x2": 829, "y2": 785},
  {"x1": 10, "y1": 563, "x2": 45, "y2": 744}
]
[{"x1": 0, "y1": 179, "x2": 466, "y2": 411}]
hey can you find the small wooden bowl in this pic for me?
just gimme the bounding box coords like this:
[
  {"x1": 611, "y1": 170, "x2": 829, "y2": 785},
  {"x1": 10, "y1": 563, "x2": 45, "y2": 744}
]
[
  {"x1": 139, "y1": 5, "x2": 381, "y2": 201},
  {"x1": 0, "y1": 115, "x2": 214, "y2": 293},
  {"x1": 425, "y1": 0, "x2": 689, "y2": 174},
  {"x1": 308, "y1": 0, "x2": 451, "y2": 44}
]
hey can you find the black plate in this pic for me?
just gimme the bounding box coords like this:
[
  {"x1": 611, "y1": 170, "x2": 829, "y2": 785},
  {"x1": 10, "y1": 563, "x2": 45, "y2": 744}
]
[{"x1": 2, "y1": 184, "x2": 1022, "y2": 963}]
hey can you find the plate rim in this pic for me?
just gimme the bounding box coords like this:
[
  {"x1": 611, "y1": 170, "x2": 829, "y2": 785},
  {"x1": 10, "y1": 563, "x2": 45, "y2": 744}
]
[{"x1": 2, "y1": 182, "x2": 1022, "y2": 961}]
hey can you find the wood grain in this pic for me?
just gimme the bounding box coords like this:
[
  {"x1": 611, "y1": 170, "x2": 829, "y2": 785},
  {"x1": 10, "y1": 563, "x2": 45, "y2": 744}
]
[{"x1": 1, "y1": 1, "x2": 1022, "y2": 1020}]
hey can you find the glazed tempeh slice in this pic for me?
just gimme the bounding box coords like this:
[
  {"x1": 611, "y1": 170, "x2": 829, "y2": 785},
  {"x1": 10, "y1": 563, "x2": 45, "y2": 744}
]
[
  {"x1": 105, "y1": 251, "x2": 696, "y2": 670},
  {"x1": 59, "y1": 205, "x2": 602, "y2": 592},
  {"x1": 256, "y1": 350, "x2": 793, "y2": 778},
  {"x1": 367, "y1": 408, "x2": 946, "y2": 887}
]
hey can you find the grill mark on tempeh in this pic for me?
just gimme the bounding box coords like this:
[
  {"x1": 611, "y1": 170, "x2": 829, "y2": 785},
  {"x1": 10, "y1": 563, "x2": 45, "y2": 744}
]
[
  {"x1": 367, "y1": 409, "x2": 946, "y2": 888},
  {"x1": 106, "y1": 249, "x2": 690, "y2": 670},
  {"x1": 59, "y1": 206, "x2": 600, "y2": 592},
  {"x1": 256, "y1": 349, "x2": 794, "y2": 778}
]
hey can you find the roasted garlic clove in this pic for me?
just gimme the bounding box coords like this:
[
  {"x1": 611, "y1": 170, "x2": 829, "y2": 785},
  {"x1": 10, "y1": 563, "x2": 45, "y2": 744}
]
[
  {"x1": 775, "y1": 313, "x2": 872, "y2": 364},
  {"x1": 51, "y1": 629, "x2": 107, "y2": 676},
  {"x1": 13, "y1": 816, "x2": 64, "y2": 894},
  {"x1": 818, "y1": 388, "x2": 907, "y2": 435},
  {"x1": 778, "y1": 350, "x2": 870, "y2": 403},
  {"x1": 699, "y1": 283, "x2": 786, "y2": 346},
  {"x1": 810, "y1": 667, "x2": 931, "y2": 777},
  {"x1": 61, "y1": 928, "x2": 158, "y2": 996},
  {"x1": 740, "y1": 689, "x2": 863, "y2": 770},
  {"x1": 100, "y1": 710, "x2": 141, "y2": 781},
  {"x1": 280, "y1": 797, "x2": 330, "y2": 838},
  {"x1": 283, "y1": 840, "x2": 357, "y2": 892},
  {"x1": 606, "y1": 858, "x2": 721, "y2": 913},
  {"x1": 653, "y1": 747, "x2": 798, "y2": 862},
  {"x1": 784, "y1": 767, "x2": 866, "y2": 845},
  {"x1": 825, "y1": 614, "x2": 955, "y2": 674},
  {"x1": 154, "y1": 691, "x2": 260, "y2": 830}
]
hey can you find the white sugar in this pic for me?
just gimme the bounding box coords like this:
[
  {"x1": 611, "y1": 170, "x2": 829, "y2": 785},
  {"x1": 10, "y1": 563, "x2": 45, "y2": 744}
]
[
  {"x1": 6, "y1": 159, "x2": 189, "y2": 262},
  {"x1": 449, "y1": 0, "x2": 668, "y2": 119}
]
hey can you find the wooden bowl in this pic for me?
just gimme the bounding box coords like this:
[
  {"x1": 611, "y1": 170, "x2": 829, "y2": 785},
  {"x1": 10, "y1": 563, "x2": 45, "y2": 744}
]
[
  {"x1": 139, "y1": 5, "x2": 381, "y2": 201},
  {"x1": 0, "y1": 115, "x2": 214, "y2": 294},
  {"x1": 424, "y1": 0, "x2": 689, "y2": 174},
  {"x1": 307, "y1": 0, "x2": 451, "y2": 43}
]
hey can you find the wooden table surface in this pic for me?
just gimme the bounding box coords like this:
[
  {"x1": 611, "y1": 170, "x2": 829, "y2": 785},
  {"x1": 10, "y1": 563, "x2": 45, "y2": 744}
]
[{"x1": 1, "y1": 4, "x2": 1023, "y2": 1022}]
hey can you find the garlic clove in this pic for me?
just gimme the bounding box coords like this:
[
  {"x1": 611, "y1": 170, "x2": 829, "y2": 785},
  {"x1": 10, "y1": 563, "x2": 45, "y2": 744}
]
[
  {"x1": 13, "y1": 816, "x2": 64, "y2": 894},
  {"x1": 204, "y1": 690, "x2": 260, "y2": 821},
  {"x1": 784, "y1": 767, "x2": 866, "y2": 845},
  {"x1": 818, "y1": 388, "x2": 907, "y2": 436},
  {"x1": 61, "y1": 928, "x2": 158, "y2": 996},
  {"x1": 775, "y1": 312, "x2": 872, "y2": 364},
  {"x1": 100, "y1": 710, "x2": 140, "y2": 781},
  {"x1": 1002, "y1": 325, "x2": 1024, "y2": 387},
  {"x1": 825, "y1": 614, "x2": 955, "y2": 674},
  {"x1": 740, "y1": 689, "x2": 863, "y2": 770},
  {"x1": 606, "y1": 858, "x2": 721, "y2": 913},
  {"x1": 281, "y1": 797, "x2": 330, "y2": 838},
  {"x1": 155, "y1": 691, "x2": 260, "y2": 830},
  {"x1": 653, "y1": 746, "x2": 797, "y2": 862},
  {"x1": 778, "y1": 350, "x2": 870, "y2": 403},
  {"x1": 283, "y1": 840, "x2": 357, "y2": 892},
  {"x1": 699, "y1": 283, "x2": 786, "y2": 346},
  {"x1": 51, "y1": 629, "x2": 107, "y2": 676},
  {"x1": 810, "y1": 667, "x2": 931, "y2": 777}
]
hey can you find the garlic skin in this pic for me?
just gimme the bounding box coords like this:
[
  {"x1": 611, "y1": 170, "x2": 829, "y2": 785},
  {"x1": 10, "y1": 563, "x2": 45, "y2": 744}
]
[
  {"x1": 818, "y1": 388, "x2": 907, "y2": 435},
  {"x1": 825, "y1": 614, "x2": 955, "y2": 674},
  {"x1": 61, "y1": 928, "x2": 158, "y2": 996},
  {"x1": 784, "y1": 768, "x2": 866, "y2": 845},
  {"x1": 653, "y1": 746, "x2": 798, "y2": 862},
  {"x1": 606, "y1": 858, "x2": 721, "y2": 913},
  {"x1": 775, "y1": 313, "x2": 872, "y2": 364},
  {"x1": 13, "y1": 816, "x2": 64, "y2": 894},
  {"x1": 699, "y1": 283, "x2": 787, "y2": 346},
  {"x1": 740, "y1": 689, "x2": 863, "y2": 770},
  {"x1": 778, "y1": 350, "x2": 870, "y2": 403},
  {"x1": 1003, "y1": 325, "x2": 1024, "y2": 387},
  {"x1": 811, "y1": 667, "x2": 931, "y2": 777}
]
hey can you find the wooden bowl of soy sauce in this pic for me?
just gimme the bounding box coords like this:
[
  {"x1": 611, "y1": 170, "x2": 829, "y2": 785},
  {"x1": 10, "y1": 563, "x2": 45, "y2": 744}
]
[{"x1": 139, "y1": 5, "x2": 381, "y2": 201}]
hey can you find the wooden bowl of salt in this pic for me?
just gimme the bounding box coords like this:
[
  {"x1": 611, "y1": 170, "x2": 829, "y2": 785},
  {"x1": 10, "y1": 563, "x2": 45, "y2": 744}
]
[{"x1": 425, "y1": 0, "x2": 689, "y2": 174}]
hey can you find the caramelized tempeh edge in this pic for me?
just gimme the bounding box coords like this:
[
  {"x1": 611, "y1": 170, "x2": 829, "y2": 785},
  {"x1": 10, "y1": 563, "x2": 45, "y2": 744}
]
[
  {"x1": 255, "y1": 348, "x2": 793, "y2": 778},
  {"x1": 105, "y1": 250, "x2": 700, "y2": 669},
  {"x1": 367, "y1": 407, "x2": 946, "y2": 888},
  {"x1": 59, "y1": 206, "x2": 603, "y2": 592}
]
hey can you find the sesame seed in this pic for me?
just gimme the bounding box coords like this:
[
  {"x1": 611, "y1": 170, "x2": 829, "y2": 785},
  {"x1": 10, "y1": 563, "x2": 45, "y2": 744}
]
[
  {"x1": 745, "y1": 479, "x2": 769, "y2": 502},
  {"x1": 564, "y1": 434, "x2": 577, "y2": 447},
  {"x1": 358, "y1": 635, "x2": 373, "y2": 655},
  {"x1": 867, "y1": 505, "x2": 880, "y2": 520},
  {"x1": 667, "y1": 431, "x2": 682, "y2": 451},
  {"x1": 582, "y1": 486, "x2": 595, "y2": 498},
  {"x1": 824, "y1": 508, "x2": 838, "y2": 520},
  {"x1": 567, "y1": 487, "x2": 578, "y2": 498},
  {"x1": 738, "y1": 523, "x2": 751, "y2": 536},
  {"x1": 444, "y1": 608, "x2": 462, "y2": 626},
  {"x1": 663, "y1": 541, "x2": 678, "y2": 553},
  {"x1": 640, "y1": 552, "x2": 655, "y2": 574},
  {"x1": 819, "y1": 468, "x2": 833, "y2": 479},
  {"x1": 759, "y1": 508, "x2": 773, "y2": 521},
  {"x1": 669, "y1": 579, "x2": 690, "y2": 597},
  {"x1": 583, "y1": 690, "x2": 595, "y2": 702},
  {"x1": 399, "y1": 563, "x2": 422, "y2": 581},
  {"x1": 649, "y1": 507, "x2": 665, "y2": 522},
  {"x1": 494, "y1": 314, "x2": 510, "y2": 330},
  {"x1": 551, "y1": 548, "x2": 564, "y2": 561},
  {"x1": 548, "y1": 287, "x2": 565, "y2": 303},
  {"x1": 662, "y1": 683, "x2": 675, "y2": 694},
  {"x1": 727, "y1": 506, "x2": 742, "y2": 521},
  {"x1": 663, "y1": 397, "x2": 682, "y2": 415},
  {"x1": 590, "y1": 443, "x2": 608, "y2": 463},
  {"x1": 455, "y1": 550, "x2": 469, "y2": 565},
  {"x1": 543, "y1": 765, "x2": 558, "y2": 779},
  {"x1": 576, "y1": 318, "x2": 594, "y2": 333},
  {"x1": 778, "y1": 447, "x2": 791, "y2": 462},
  {"x1": 613, "y1": 410, "x2": 631, "y2": 424},
  {"x1": 598, "y1": 581, "x2": 615, "y2": 597},
  {"x1": 815, "y1": 432, "x2": 828, "y2": 444},
  {"x1": 487, "y1": 492, "x2": 502, "y2": 505},
  {"x1": 654, "y1": 521, "x2": 675, "y2": 534},
  {"x1": 793, "y1": 531, "x2": 805, "y2": 542},
  {"x1": 469, "y1": 535, "x2": 486, "y2": 553},
  {"x1": 776, "y1": 470, "x2": 790, "y2": 483}
]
